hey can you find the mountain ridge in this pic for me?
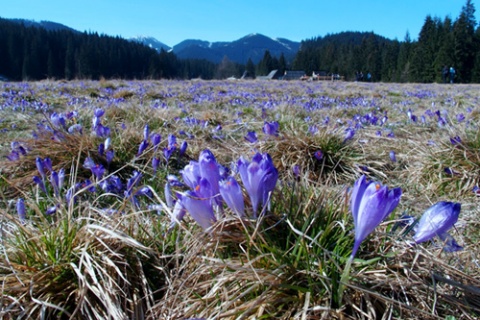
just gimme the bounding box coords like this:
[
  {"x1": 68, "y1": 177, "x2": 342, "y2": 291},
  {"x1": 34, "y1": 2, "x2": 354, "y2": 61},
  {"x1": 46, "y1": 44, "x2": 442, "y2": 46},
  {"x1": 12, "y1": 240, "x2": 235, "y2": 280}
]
[{"x1": 7, "y1": 18, "x2": 299, "y2": 64}]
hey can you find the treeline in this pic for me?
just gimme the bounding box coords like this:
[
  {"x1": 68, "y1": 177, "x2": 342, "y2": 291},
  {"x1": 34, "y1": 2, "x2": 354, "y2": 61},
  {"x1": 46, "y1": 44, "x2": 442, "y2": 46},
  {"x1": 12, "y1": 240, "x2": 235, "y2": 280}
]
[
  {"x1": 0, "y1": 18, "x2": 218, "y2": 80},
  {"x1": 293, "y1": 0, "x2": 480, "y2": 83}
]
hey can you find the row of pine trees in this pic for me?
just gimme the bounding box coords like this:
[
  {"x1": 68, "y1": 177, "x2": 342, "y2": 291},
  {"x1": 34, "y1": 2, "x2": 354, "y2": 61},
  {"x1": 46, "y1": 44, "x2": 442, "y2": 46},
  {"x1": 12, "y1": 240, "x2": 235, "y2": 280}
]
[
  {"x1": 0, "y1": 0, "x2": 478, "y2": 82},
  {"x1": 292, "y1": 0, "x2": 479, "y2": 82}
]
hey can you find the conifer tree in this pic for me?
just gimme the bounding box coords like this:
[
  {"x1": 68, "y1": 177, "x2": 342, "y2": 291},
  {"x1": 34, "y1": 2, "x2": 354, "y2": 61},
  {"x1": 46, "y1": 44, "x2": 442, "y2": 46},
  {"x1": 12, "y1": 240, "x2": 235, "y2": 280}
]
[{"x1": 453, "y1": 0, "x2": 477, "y2": 82}]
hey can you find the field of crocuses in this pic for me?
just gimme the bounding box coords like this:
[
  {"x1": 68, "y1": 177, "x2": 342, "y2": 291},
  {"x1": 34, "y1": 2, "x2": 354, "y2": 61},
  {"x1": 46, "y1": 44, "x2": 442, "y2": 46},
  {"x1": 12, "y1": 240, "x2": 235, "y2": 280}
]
[{"x1": 0, "y1": 79, "x2": 479, "y2": 319}]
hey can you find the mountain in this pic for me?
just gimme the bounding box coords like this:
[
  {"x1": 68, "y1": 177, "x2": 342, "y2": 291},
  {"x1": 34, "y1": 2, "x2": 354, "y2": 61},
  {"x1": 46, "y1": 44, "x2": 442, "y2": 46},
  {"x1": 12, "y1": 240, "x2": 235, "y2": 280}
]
[
  {"x1": 6, "y1": 17, "x2": 300, "y2": 65},
  {"x1": 8, "y1": 19, "x2": 78, "y2": 33},
  {"x1": 130, "y1": 36, "x2": 171, "y2": 52},
  {"x1": 172, "y1": 33, "x2": 300, "y2": 64}
]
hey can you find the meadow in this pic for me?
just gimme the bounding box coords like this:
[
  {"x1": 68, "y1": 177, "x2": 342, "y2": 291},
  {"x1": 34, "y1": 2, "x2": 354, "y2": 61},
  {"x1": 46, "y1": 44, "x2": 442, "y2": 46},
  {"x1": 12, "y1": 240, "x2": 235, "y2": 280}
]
[{"x1": 0, "y1": 79, "x2": 479, "y2": 319}]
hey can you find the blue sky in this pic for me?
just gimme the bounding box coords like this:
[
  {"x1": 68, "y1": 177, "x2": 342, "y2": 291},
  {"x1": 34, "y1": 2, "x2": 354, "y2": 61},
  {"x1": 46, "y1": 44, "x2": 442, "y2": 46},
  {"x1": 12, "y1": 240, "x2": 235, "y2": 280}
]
[{"x1": 2, "y1": 1, "x2": 478, "y2": 46}]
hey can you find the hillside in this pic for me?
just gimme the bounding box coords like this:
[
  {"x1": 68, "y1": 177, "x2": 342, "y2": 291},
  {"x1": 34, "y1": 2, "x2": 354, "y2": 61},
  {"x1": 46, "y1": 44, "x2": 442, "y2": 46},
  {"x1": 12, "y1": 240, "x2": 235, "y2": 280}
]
[{"x1": 173, "y1": 33, "x2": 300, "y2": 64}]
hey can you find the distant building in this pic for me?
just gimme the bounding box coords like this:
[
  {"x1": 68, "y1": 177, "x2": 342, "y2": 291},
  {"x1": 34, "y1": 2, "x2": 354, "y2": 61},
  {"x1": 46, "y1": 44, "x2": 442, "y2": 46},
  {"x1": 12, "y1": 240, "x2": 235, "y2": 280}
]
[
  {"x1": 256, "y1": 69, "x2": 278, "y2": 80},
  {"x1": 282, "y1": 70, "x2": 305, "y2": 80}
]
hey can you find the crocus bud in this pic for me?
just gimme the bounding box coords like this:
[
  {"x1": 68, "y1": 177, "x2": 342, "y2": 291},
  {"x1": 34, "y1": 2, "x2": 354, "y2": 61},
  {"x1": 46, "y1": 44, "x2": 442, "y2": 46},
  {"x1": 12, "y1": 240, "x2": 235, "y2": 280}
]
[
  {"x1": 350, "y1": 175, "x2": 402, "y2": 258},
  {"x1": 413, "y1": 201, "x2": 460, "y2": 244}
]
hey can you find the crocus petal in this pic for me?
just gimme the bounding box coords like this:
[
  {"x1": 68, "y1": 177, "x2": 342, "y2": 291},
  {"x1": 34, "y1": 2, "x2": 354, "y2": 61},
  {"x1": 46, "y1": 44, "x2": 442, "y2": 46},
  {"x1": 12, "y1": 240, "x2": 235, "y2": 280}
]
[
  {"x1": 43, "y1": 158, "x2": 53, "y2": 172},
  {"x1": 413, "y1": 201, "x2": 460, "y2": 244},
  {"x1": 137, "y1": 140, "x2": 149, "y2": 156},
  {"x1": 16, "y1": 198, "x2": 26, "y2": 222},
  {"x1": 199, "y1": 149, "x2": 220, "y2": 198},
  {"x1": 36, "y1": 157, "x2": 46, "y2": 179},
  {"x1": 50, "y1": 171, "x2": 60, "y2": 197},
  {"x1": 181, "y1": 161, "x2": 201, "y2": 189},
  {"x1": 164, "y1": 181, "x2": 174, "y2": 208},
  {"x1": 219, "y1": 176, "x2": 245, "y2": 218},
  {"x1": 181, "y1": 190, "x2": 216, "y2": 231},
  {"x1": 179, "y1": 141, "x2": 188, "y2": 156},
  {"x1": 33, "y1": 176, "x2": 47, "y2": 193},
  {"x1": 143, "y1": 124, "x2": 150, "y2": 141},
  {"x1": 438, "y1": 232, "x2": 463, "y2": 252},
  {"x1": 106, "y1": 150, "x2": 115, "y2": 164},
  {"x1": 245, "y1": 131, "x2": 258, "y2": 143},
  {"x1": 152, "y1": 157, "x2": 161, "y2": 174}
]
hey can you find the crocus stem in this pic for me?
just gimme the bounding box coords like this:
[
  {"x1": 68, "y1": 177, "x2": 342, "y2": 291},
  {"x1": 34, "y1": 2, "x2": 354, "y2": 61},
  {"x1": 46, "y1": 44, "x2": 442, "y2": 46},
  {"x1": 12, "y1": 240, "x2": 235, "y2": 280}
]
[{"x1": 337, "y1": 255, "x2": 354, "y2": 306}]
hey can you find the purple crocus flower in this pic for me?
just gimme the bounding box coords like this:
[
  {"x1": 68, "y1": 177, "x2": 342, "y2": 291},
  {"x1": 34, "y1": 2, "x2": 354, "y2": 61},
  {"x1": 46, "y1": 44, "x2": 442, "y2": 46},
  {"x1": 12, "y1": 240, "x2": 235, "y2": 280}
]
[
  {"x1": 413, "y1": 201, "x2": 461, "y2": 244},
  {"x1": 6, "y1": 150, "x2": 20, "y2": 161},
  {"x1": 163, "y1": 147, "x2": 174, "y2": 161},
  {"x1": 94, "y1": 108, "x2": 105, "y2": 118},
  {"x1": 137, "y1": 140, "x2": 149, "y2": 156},
  {"x1": 314, "y1": 150, "x2": 323, "y2": 161},
  {"x1": 68, "y1": 124, "x2": 83, "y2": 134},
  {"x1": 50, "y1": 112, "x2": 65, "y2": 128},
  {"x1": 126, "y1": 171, "x2": 142, "y2": 196},
  {"x1": 95, "y1": 124, "x2": 111, "y2": 138},
  {"x1": 219, "y1": 176, "x2": 245, "y2": 218},
  {"x1": 106, "y1": 149, "x2": 115, "y2": 165},
  {"x1": 450, "y1": 136, "x2": 462, "y2": 145},
  {"x1": 245, "y1": 131, "x2": 258, "y2": 143},
  {"x1": 84, "y1": 157, "x2": 104, "y2": 180},
  {"x1": 78, "y1": 179, "x2": 96, "y2": 193},
  {"x1": 36, "y1": 157, "x2": 46, "y2": 180},
  {"x1": 33, "y1": 176, "x2": 47, "y2": 193},
  {"x1": 151, "y1": 133, "x2": 161, "y2": 150},
  {"x1": 45, "y1": 205, "x2": 57, "y2": 215},
  {"x1": 473, "y1": 186, "x2": 480, "y2": 196},
  {"x1": 263, "y1": 121, "x2": 280, "y2": 136},
  {"x1": 152, "y1": 157, "x2": 161, "y2": 174},
  {"x1": 98, "y1": 143, "x2": 105, "y2": 156},
  {"x1": 238, "y1": 152, "x2": 278, "y2": 218},
  {"x1": 16, "y1": 198, "x2": 26, "y2": 223},
  {"x1": 389, "y1": 150, "x2": 397, "y2": 162},
  {"x1": 100, "y1": 175, "x2": 123, "y2": 194},
  {"x1": 292, "y1": 165, "x2": 301, "y2": 178},
  {"x1": 91, "y1": 163, "x2": 105, "y2": 180},
  {"x1": 167, "y1": 134, "x2": 178, "y2": 150},
  {"x1": 50, "y1": 171, "x2": 60, "y2": 197},
  {"x1": 179, "y1": 141, "x2": 188, "y2": 157},
  {"x1": 135, "y1": 186, "x2": 153, "y2": 198},
  {"x1": 344, "y1": 128, "x2": 355, "y2": 142},
  {"x1": 43, "y1": 158, "x2": 53, "y2": 173},
  {"x1": 350, "y1": 175, "x2": 402, "y2": 258}
]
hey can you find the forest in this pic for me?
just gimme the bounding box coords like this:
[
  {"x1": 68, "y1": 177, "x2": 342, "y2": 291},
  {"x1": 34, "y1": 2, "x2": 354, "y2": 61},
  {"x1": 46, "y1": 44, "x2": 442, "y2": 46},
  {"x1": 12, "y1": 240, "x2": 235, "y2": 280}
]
[{"x1": 0, "y1": 0, "x2": 478, "y2": 82}]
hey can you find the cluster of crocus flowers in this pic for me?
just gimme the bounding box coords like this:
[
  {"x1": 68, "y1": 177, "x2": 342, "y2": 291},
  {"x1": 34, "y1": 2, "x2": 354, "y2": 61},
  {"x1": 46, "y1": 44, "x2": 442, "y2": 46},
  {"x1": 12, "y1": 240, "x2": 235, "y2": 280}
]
[
  {"x1": 92, "y1": 108, "x2": 110, "y2": 138},
  {"x1": 166, "y1": 149, "x2": 278, "y2": 231}
]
